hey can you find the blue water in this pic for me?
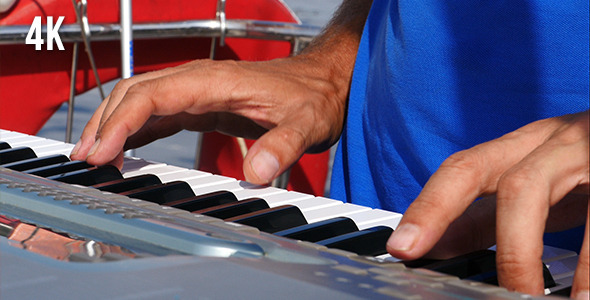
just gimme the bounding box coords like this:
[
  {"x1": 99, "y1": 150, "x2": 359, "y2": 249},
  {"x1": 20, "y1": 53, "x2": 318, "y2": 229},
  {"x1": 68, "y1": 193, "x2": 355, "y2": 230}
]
[{"x1": 37, "y1": 0, "x2": 342, "y2": 172}]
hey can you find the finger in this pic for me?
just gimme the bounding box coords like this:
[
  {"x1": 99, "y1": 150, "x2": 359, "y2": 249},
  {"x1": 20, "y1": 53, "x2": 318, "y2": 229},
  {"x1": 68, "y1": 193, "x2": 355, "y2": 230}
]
[
  {"x1": 98, "y1": 64, "x2": 194, "y2": 130},
  {"x1": 84, "y1": 62, "x2": 242, "y2": 165},
  {"x1": 73, "y1": 64, "x2": 194, "y2": 161},
  {"x1": 571, "y1": 208, "x2": 589, "y2": 299},
  {"x1": 242, "y1": 122, "x2": 311, "y2": 185},
  {"x1": 424, "y1": 195, "x2": 497, "y2": 259},
  {"x1": 69, "y1": 94, "x2": 111, "y2": 160},
  {"x1": 386, "y1": 118, "x2": 563, "y2": 260},
  {"x1": 107, "y1": 150, "x2": 125, "y2": 170},
  {"x1": 425, "y1": 193, "x2": 588, "y2": 260},
  {"x1": 496, "y1": 124, "x2": 589, "y2": 295}
]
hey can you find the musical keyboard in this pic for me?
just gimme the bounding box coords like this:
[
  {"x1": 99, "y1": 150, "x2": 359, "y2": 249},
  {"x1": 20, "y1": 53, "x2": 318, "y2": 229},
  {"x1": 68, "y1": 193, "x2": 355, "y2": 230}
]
[{"x1": 0, "y1": 129, "x2": 577, "y2": 299}]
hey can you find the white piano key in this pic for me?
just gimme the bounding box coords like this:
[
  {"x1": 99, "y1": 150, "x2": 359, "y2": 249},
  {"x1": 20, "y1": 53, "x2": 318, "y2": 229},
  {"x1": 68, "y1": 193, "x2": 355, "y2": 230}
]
[
  {"x1": 157, "y1": 169, "x2": 211, "y2": 183},
  {"x1": 0, "y1": 135, "x2": 40, "y2": 145},
  {"x1": 233, "y1": 184, "x2": 287, "y2": 200},
  {"x1": 23, "y1": 135, "x2": 54, "y2": 143},
  {"x1": 1, "y1": 131, "x2": 32, "y2": 140},
  {"x1": 8, "y1": 138, "x2": 60, "y2": 148},
  {"x1": 2, "y1": 136, "x2": 44, "y2": 148},
  {"x1": 377, "y1": 254, "x2": 398, "y2": 262},
  {"x1": 184, "y1": 175, "x2": 236, "y2": 190},
  {"x1": 121, "y1": 158, "x2": 167, "y2": 174},
  {"x1": 123, "y1": 164, "x2": 189, "y2": 178},
  {"x1": 7, "y1": 136, "x2": 53, "y2": 149},
  {"x1": 190, "y1": 180, "x2": 286, "y2": 198},
  {"x1": 32, "y1": 143, "x2": 75, "y2": 157},
  {"x1": 190, "y1": 180, "x2": 246, "y2": 196},
  {"x1": 302, "y1": 202, "x2": 370, "y2": 223},
  {"x1": 286, "y1": 197, "x2": 344, "y2": 219},
  {"x1": 0, "y1": 130, "x2": 27, "y2": 140},
  {"x1": 345, "y1": 209, "x2": 403, "y2": 230},
  {"x1": 262, "y1": 191, "x2": 314, "y2": 207},
  {"x1": 0, "y1": 131, "x2": 73, "y2": 157}
]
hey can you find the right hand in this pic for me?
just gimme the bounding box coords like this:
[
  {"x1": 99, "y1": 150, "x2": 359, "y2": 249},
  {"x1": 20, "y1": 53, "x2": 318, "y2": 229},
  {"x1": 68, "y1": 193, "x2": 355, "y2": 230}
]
[{"x1": 70, "y1": 56, "x2": 350, "y2": 184}]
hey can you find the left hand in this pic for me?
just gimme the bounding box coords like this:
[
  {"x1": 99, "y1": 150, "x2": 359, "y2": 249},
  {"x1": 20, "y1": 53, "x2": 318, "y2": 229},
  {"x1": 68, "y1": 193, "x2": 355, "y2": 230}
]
[
  {"x1": 70, "y1": 57, "x2": 350, "y2": 184},
  {"x1": 386, "y1": 111, "x2": 589, "y2": 298}
]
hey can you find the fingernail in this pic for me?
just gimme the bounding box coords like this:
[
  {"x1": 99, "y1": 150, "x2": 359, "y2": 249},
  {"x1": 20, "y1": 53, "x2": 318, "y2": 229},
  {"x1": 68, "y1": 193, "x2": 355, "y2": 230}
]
[
  {"x1": 70, "y1": 140, "x2": 81, "y2": 156},
  {"x1": 87, "y1": 139, "x2": 101, "y2": 158},
  {"x1": 250, "y1": 151, "x2": 279, "y2": 183},
  {"x1": 576, "y1": 290, "x2": 589, "y2": 300},
  {"x1": 387, "y1": 223, "x2": 421, "y2": 251}
]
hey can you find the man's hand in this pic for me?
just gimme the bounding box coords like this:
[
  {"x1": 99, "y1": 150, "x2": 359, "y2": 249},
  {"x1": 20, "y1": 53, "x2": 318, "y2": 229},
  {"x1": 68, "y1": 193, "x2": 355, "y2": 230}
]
[
  {"x1": 69, "y1": 57, "x2": 348, "y2": 184},
  {"x1": 386, "y1": 111, "x2": 589, "y2": 298},
  {"x1": 70, "y1": 0, "x2": 373, "y2": 185}
]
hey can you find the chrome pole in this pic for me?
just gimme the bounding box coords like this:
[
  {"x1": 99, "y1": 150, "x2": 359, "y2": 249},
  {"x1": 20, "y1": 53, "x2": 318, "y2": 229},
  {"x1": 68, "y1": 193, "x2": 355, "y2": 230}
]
[
  {"x1": 66, "y1": 42, "x2": 80, "y2": 144},
  {"x1": 120, "y1": 0, "x2": 134, "y2": 79},
  {"x1": 120, "y1": 0, "x2": 135, "y2": 157}
]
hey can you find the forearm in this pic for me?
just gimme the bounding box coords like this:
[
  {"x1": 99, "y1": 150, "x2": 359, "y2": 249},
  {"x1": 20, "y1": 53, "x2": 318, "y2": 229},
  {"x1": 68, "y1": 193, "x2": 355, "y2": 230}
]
[{"x1": 297, "y1": 0, "x2": 373, "y2": 96}]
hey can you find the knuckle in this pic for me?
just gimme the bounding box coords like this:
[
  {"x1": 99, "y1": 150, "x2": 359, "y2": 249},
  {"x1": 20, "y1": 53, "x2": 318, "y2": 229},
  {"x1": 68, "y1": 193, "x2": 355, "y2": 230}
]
[
  {"x1": 127, "y1": 80, "x2": 152, "y2": 94},
  {"x1": 496, "y1": 250, "x2": 531, "y2": 282},
  {"x1": 207, "y1": 60, "x2": 240, "y2": 77},
  {"x1": 124, "y1": 81, "x2": 159, "y2": 106},
  {"x1": 112, "y1": 77, "x2": 137, "y2": 95},
  {"x1": 281, "y1": 127, "x2": 308, "y2": 155},
  {"x1": 554, "y1": 120, "x2": 590, "y2": 145},
  {"x1": 266, "y1": 126, "x2": 308, "y2": 160},
  {"x1": 497, "y1": 166, "x2": 543, "y2": 199},
  {"x1": 440, "y1": 150, "x2": 482, "y2": 176}
]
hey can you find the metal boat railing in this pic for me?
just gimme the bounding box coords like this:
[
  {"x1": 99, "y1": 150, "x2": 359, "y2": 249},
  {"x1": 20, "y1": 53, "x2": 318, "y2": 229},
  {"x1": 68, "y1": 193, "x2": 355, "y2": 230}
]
[{"x1": 0, "y1": 19, "x2": 321, "y2": 52}]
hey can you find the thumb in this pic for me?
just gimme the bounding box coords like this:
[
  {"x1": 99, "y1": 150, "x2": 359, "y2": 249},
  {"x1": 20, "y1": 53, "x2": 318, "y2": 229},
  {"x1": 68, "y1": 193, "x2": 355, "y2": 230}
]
[{"x1": 242, "y1": 125, "x2": 308, "y2": 185}]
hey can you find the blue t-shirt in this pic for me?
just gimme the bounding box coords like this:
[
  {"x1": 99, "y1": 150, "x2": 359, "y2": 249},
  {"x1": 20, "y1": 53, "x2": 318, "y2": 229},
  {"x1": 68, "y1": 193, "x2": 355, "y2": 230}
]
[{"x1": 331, "y1": 0, "x2": 589, "y2": 250}]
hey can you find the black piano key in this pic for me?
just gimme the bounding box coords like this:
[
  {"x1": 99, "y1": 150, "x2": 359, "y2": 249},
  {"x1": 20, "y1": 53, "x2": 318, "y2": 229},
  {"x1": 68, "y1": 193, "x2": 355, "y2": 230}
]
[
  {"x1": 165, "y1": 191, "x2": 238, "y2": 211},
  {"x1": 48, "y1": 165, "x2": 123, "y2": 186},
  {"x1": 226, "y1": 205, "x2": 308, "y2": 233},
  {"x1": 405, "y1": 250, "x2": 497, "y2": 281},
  {"x1": 550, "y1": 284, "x2": 571, "y2": 297},
  {"x1": 542, "y1": 263, "x2": 557, "y2": 289},
  {"x1": 0, "y1": 142, "x2": 11, "y2": 150},
  {"x1": 405, "y1": 249, "x2": 557, "y2": 289},
  {"x1": 0, "y1": 147, "x2": 37, "y2": 164},
  {"x1": 274, "y1": 217, "x2": 359, "y2": 243},
  {"x1": 473, "y1": 261, "x2": 556, "y2": 289},
  {"x1": 121, "y1": 181, "x2": 195, "y2": 204},
  {"x1": 0, "y1": 154, "x2": 70, "y2": 171},
  {"x1": 93, "y1": 174, "x2": 162, "y2": 193},
  {"x1": 25, "y1": 160, "x2": 93, "y2": 177},
  {"x1": 317, "y1": 226, "x2": 393, "y2": 256},
  {"x1": 194, "y1": 198, "x2": 269, "y2": 220}
]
